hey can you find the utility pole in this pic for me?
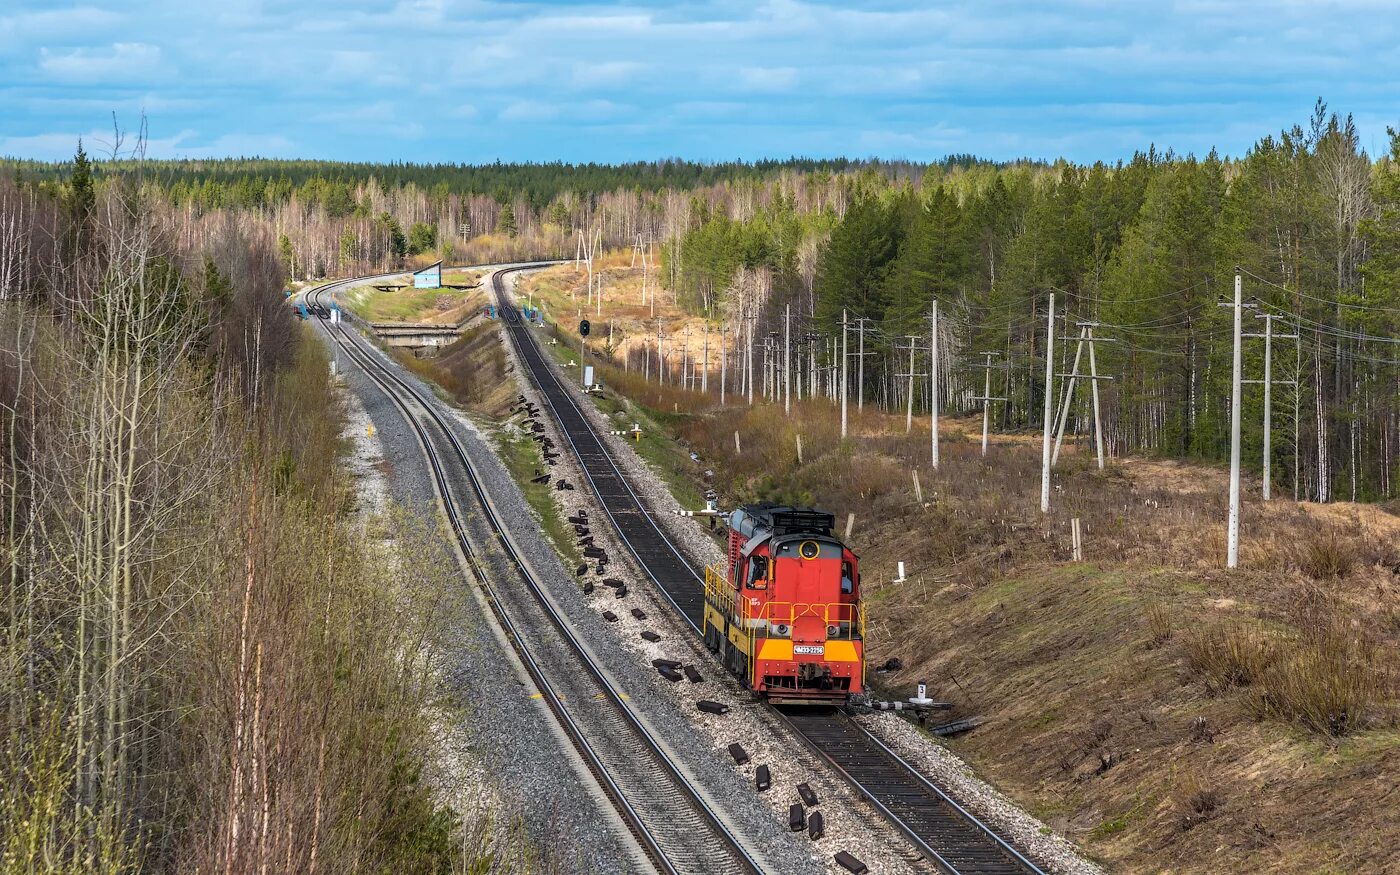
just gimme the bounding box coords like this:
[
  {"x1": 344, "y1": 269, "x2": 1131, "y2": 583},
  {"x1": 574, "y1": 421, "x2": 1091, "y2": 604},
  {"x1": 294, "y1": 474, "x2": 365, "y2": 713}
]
[
  {"x1": 681, "y1": 325, "x2": 691, "y2": 389},
  {"x1": 857, "y1": 317, "x2": 867, "y2": 411},
  {"x1": 1052, "y1": 326, "x2": 1087, "y2": 466},
  {"x1": 746, "y1": 316, "x2": 755, "y2": 406},
  {"x1": 1086, "y1": 325, "x2": 1106, "y2": 470},
  {"x1": 1050, "y1": 322, "x2": 1113, "y2": 470},
  {"x1": 784, "y1": 303, "x2": 792, "y2": 414},
  {"x1": 929, "y1": 301, "x2": 939, "y2": 469},
  {"x1": 974, "y1": 352, "x2": 1008, "y2": 457},
  {"x1": 657, "y1": 320, "x2": 666, "y2": 386},
  {"x1": 1040, "y1": 292, "x2": 1055, "y2": 514},
  {"x1": 1223, "y1": 272, "x2": 1248, "y2": 569},
  {"x1": 903, "y1": 335, "x2": 919, "y2": 433},
  {"x1": 895, "y1": 337, "x2": 927, "y2": 434},
  {"x1": 702, "y1": 323, "x2": 709, "y2": 393},
  {"x1": 720, "y1": 328, "x2": 727, "y2": 404},
  {"x1": 1243, "y1": 313, "x2": 1298, "y2": 500},
  {"x1": 840, "y1": 310, "x2": 849, "y2": 439}
]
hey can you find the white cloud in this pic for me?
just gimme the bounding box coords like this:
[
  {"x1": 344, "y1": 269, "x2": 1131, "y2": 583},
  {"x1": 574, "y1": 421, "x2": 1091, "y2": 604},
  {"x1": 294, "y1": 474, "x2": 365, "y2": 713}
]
[
  {"x1": 499, "y1": 100, "x2": 560, "y2": 122},
  {"x1": 38, "y1": 42, "x2": 163, "y2": 83},
  {"x1": 736, "y1": 66, "x2": 798, "y2": 92},
  {"x1": 4, "y1": 0, "x2": 1400, "y2": 163}
]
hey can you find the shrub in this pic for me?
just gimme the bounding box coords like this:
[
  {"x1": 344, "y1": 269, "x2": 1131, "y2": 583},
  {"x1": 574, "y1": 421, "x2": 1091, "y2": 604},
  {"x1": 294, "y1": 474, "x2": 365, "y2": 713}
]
[
  {"x1": 1185, "y1": 623, "x2": 1274, "y2": 689},
  {"x1": 1294, "y1": 528, "x2": 1357, "y2": 579},
  {"x1": 1146, "y1": 603, "x2": 1174, "y2": 644},
  {"x1": 1173, "y1": 772, "x2": 1221, "y2": 831},
  {"x1": 1257, "y1": 622, "x2": 1386, "y2": 737}
]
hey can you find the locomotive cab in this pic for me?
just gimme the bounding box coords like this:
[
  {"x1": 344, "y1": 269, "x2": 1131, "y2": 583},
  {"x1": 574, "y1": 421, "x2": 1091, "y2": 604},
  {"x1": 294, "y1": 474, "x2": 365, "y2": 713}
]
[{"x1": 703, "y1": 504, "x2": 865, "y2": 703}]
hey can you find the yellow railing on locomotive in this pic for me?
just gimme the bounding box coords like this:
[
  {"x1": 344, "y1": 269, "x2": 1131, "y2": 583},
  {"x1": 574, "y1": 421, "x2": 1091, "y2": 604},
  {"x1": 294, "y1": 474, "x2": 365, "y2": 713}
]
[
  {"x1": 745, "y1": 601, "x2": 863, "y2": 640},
  {"x1": 707, "y1": 563, "x2": 867, "y2": 689}
]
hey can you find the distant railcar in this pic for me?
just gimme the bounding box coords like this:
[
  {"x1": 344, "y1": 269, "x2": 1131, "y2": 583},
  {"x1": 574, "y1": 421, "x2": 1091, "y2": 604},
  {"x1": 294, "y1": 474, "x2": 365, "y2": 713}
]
[{"x1": 703, "y1": 503, "x2": 864, "y2": 704}]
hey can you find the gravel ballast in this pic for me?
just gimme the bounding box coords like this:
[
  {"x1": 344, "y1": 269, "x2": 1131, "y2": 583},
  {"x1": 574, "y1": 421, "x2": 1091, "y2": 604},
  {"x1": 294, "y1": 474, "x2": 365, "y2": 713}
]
[
  {"x1": 496, "y1": 269, "x2": 1107, "y2": 875},
  {"x1": 495, "y1": 272, "x2": 935, "y2": 874},
  {"x1": 318, "y1": 316, "x2": 635, "y2": 874}
]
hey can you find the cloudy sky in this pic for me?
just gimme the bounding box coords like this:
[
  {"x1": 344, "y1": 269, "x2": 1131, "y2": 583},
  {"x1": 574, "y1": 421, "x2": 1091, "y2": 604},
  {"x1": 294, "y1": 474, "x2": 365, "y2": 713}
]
[{"x1": 1, "y1": 0, "x2": 1397, "y2": 164}]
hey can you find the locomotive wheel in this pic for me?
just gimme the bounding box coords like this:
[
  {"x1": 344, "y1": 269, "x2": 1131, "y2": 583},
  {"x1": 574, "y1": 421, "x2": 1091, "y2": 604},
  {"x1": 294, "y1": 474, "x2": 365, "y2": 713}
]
[{"x1": 723, "y1": 640, "x2": 748, "y2": 687}]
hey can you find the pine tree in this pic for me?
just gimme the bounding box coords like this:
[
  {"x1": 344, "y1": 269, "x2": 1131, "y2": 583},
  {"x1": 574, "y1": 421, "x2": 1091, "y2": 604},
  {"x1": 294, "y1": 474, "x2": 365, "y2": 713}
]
[
  {"x1": 498, "y1": 202, "x2": 518, "y2": 238},
  {"x1": 67, "y1": 140, "x2": 95, "y2": 254}
]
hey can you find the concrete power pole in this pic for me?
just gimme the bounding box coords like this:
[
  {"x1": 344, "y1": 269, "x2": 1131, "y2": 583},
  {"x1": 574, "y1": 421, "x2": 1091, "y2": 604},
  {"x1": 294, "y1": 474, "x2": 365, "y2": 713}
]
[
  {"x1": 840, "y1": 309, "x2": 849, "y2": 439},
  {"x1": 1243, "y1": 313, "x2": 1298, "y2": 500},
  {"x1": 1086, "y1": 325, "x2": 1106, "y2": 470},
  {"x1": 1226, "y1": 272, "x2": 1244, "y2": 568},
  {"x1": 784, "y1": 303, "x2": 792, "y2": 414},
  {"x1": 975, "y1": 352, "x2": 1007, "y2": 457},
  {"x1": 746, "y1": 317, "x2": 755, "y2": 406},
  {"x1": 929, "y1": 301, "x2": 939, "y2": 469},
  {"x1": 1040, "y1": 292, "x2": 1056, "y2": 514},
  {"x1": 719, "y1": 328, "x2": 726, "y2": 405},
  {"x1": 1052, "y1": 326, "x2": 1085, "y2": 467},
  {"x1": 904, "y1": 336, "x2": 918, "y2": 433},
  {"x1": 1053, "y1": 323, "x2": 1111, "y2": 470},
  {"x1": 857, "y1": 317, "x2": 866, "y2": 411},
  {"x1": 702, "y1": 323, "x2": 709, "y2": 393}
]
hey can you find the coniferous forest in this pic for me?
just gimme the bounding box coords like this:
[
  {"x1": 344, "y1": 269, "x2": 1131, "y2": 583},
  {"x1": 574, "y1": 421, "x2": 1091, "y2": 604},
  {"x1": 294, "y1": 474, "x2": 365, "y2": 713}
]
[{"x1": 7, "y1": 101, "x2": 1400, "y2": 510}]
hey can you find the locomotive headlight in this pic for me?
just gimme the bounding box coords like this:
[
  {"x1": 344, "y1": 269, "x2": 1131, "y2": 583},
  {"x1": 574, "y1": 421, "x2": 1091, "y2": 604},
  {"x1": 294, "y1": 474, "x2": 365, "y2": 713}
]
[
  {"x1": 826, "y1": 624, "x2": 840, "y2": 638},
  {"x1": 773, "y1": 623, "x2": 791, "y2": 637},
  {"x1": 799, "y1": 540, "x2": 820, "y2": 560}
]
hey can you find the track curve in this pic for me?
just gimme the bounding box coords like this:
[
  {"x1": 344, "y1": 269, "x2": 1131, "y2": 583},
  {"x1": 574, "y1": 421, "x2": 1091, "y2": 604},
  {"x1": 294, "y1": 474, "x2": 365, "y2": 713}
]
[
  {"x1": 491, "y1": 266, "x2": 1047, "y2": 875},
  {"x1": 305, "y1": 273, "x2": 763, "y2": 875}
]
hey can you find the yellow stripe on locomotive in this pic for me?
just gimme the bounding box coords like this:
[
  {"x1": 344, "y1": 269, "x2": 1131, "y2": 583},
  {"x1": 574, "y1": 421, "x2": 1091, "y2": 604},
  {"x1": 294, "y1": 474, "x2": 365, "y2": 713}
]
[{"x1": 702, "y1": 503, "x2": 865, "y2": 703}]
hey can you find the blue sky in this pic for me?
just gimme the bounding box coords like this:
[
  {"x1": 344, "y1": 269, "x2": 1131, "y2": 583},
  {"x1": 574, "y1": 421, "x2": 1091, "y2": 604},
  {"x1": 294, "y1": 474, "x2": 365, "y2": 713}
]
[{"x1": 1, "y1": 0, "x2": 1397, "y2": 164}]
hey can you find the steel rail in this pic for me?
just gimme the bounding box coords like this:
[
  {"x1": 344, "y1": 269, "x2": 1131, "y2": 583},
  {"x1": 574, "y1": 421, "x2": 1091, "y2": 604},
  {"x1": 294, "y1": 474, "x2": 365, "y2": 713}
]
[
  {"x1": 490, "y1": 269, "x2": 1046, "y2": 875},
  {"x1": 304, "y1": 277, "x2": 760, "y2": 875}
]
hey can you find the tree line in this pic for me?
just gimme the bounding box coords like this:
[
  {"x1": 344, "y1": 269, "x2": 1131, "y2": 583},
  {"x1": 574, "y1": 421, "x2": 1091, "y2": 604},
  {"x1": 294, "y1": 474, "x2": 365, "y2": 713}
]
[
  {"x1": 1, "y1": 145, "x2": 516, "y2": 871},
  {"x1": 11, "y1": 102, "x2": 1399, "y2": 502},
  {"x1": 668, "y1": 102, "x2": 1399, "y2": 504}
]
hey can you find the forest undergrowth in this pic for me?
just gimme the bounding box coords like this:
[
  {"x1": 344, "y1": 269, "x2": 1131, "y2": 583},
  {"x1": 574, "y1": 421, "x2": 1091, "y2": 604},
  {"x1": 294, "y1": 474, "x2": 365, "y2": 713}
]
[{"x1": 0, "y1": 156, "x2": 534, "y2": 874}]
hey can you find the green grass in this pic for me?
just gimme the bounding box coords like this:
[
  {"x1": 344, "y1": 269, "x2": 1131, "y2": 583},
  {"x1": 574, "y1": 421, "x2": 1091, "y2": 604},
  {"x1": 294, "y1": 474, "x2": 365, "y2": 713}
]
[
  {"x1": 537, "y1": 318, "x2": 709, "y2": 514},
  {"x1": 344, "y1": 283, "x2": 478, "y2": 323},
  {"x1": 493, "y1": 425, "x2": 581, "y2": 574}
]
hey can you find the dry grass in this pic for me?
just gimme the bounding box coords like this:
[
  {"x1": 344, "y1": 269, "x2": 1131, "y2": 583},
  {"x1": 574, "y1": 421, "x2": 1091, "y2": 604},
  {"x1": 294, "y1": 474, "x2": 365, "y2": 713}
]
[
  {"x1": 1293, "y1": 527, "x2": 1358, "y2": 579},
  {"x1": 1146, "y1": 603, "x2": 1174, "y2": 644},
  {"x1": 1171, "y1": 771, "x2": 1222, "y2": 832},
  {"x1": 1186, "y1": 622, "x2": 1275, "y2": 689},
  {"x1": 528, "y1": 268, "x2": 1400, "y2": 873},
  {"x1": 394, "y1": 322, "x2": 513, "y2": 417},
  {"x1": 1256, "y1": 620, "x2": 1389, "y2": 737}
]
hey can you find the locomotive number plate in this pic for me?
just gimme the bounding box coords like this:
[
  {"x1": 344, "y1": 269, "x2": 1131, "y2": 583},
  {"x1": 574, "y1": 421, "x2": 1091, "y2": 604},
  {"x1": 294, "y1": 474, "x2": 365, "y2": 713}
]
[{"x1": 794, "y1": 645, "x2": 824, "y2": 655}]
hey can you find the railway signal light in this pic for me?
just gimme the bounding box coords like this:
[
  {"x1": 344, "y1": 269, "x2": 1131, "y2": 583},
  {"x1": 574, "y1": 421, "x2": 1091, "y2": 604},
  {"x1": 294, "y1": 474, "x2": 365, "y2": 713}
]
[{"x1": 579, "y1": 319, "x2": 591, "y2": 336}]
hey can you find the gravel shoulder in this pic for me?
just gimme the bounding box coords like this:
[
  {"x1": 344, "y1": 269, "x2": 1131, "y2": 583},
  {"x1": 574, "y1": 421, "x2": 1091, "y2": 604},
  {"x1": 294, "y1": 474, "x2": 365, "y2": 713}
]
[
  {"x1": 320, "y1": 321, "x2": 636, "y2": 874},
  {"x1": 496, "y1": 271, "x2": 1107, "y2": 875},
  {"x1": 494, "y1": 272, "x2": 938, "y2": 875}
]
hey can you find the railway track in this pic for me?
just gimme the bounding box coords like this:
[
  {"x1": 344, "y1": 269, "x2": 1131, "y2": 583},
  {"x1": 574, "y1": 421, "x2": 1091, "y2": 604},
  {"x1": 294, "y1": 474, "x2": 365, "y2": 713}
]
[
  {"x1": 492, "y1": 267, "x2": 1047, "y2": 875},
  {"x1": 304, "y1": 277, "x2": 763, "y2": 875}
]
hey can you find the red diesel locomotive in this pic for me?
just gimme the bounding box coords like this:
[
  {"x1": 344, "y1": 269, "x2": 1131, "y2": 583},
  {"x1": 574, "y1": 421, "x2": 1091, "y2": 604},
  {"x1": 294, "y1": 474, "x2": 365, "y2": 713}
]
[{"x1": 703, "y1": 504, "x2": 865, "y2": 704}]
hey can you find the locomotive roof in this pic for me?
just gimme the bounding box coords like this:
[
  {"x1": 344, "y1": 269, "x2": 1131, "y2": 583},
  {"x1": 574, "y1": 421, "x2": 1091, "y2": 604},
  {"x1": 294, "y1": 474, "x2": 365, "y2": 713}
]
[{"x1": 733, "y1": 502, "x2": 836, "y2": 537}]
